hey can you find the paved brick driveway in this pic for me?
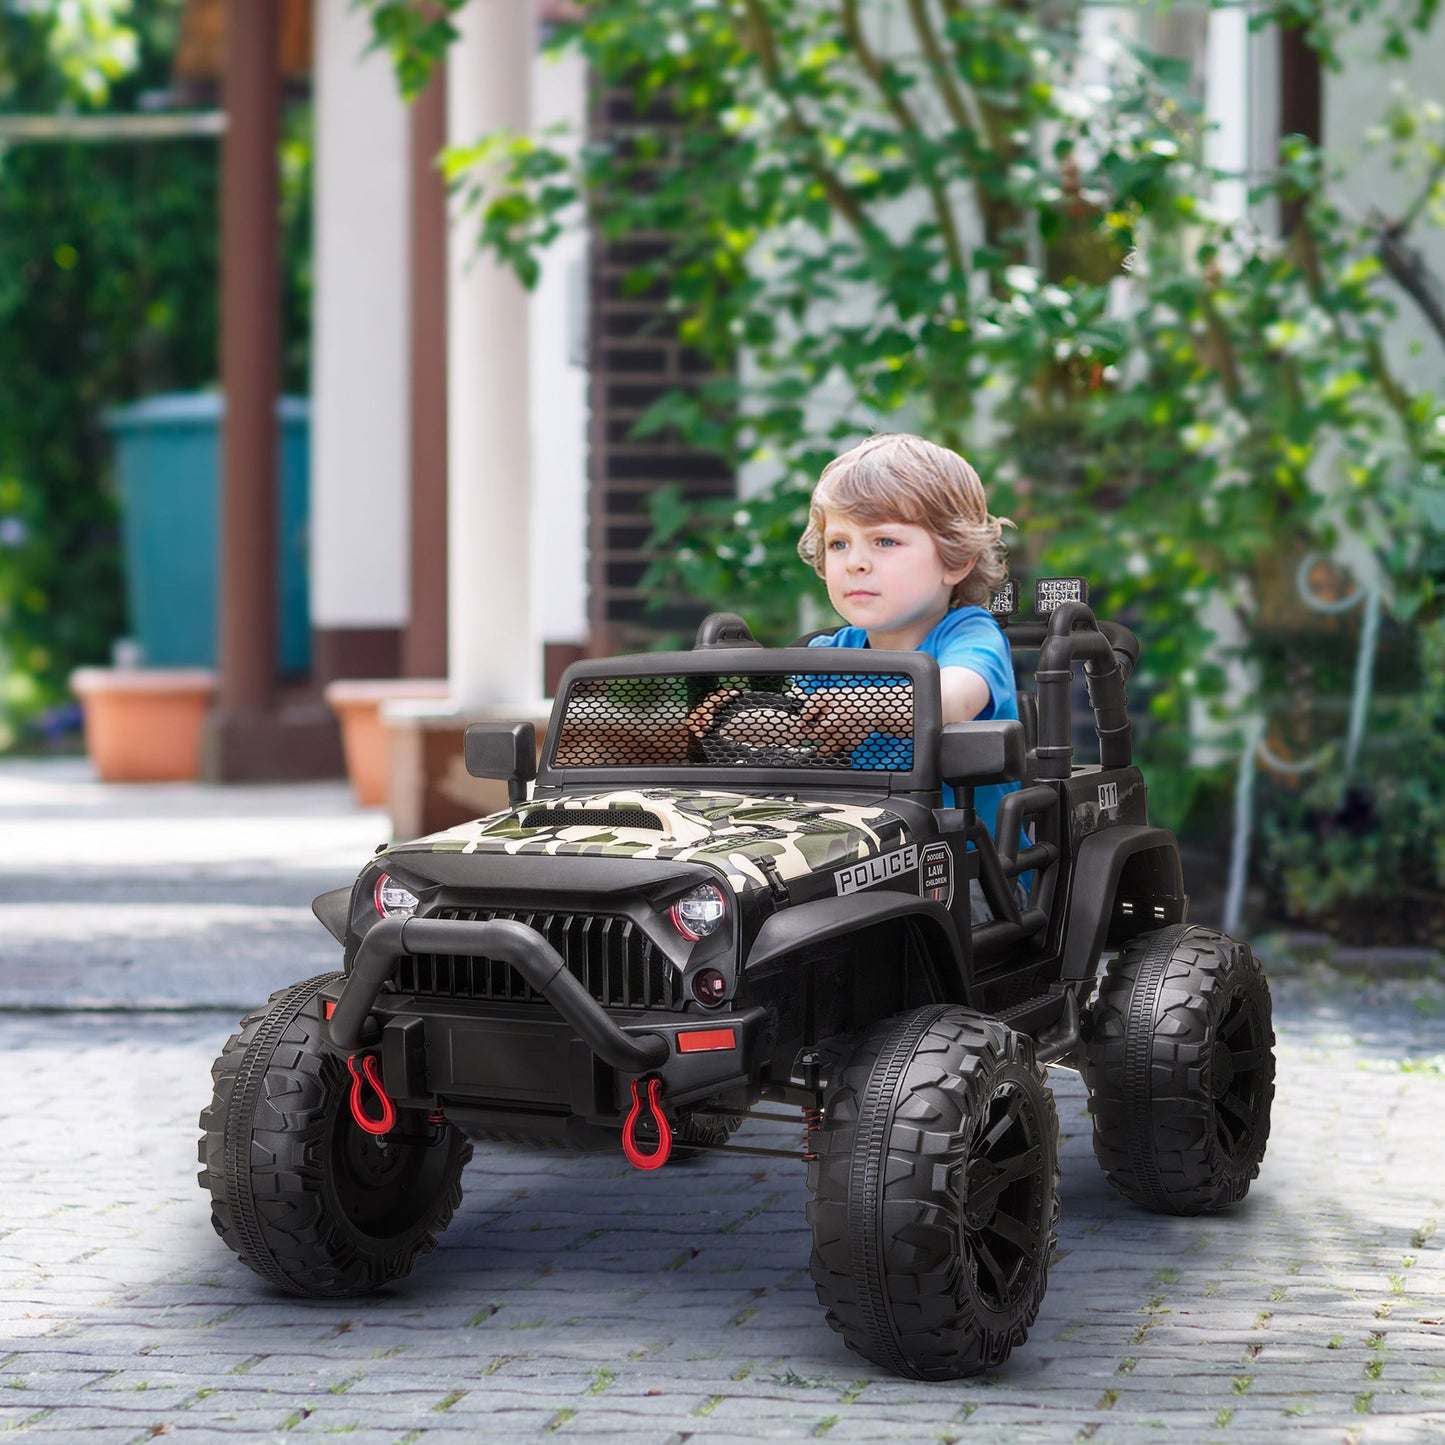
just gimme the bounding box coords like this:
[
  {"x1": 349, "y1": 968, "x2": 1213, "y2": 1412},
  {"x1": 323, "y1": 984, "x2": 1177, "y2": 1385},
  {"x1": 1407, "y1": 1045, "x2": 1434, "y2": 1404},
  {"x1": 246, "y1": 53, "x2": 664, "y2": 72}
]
[{"x1": 1, "y1": 761, "x2": 1442, "y2": 1442}]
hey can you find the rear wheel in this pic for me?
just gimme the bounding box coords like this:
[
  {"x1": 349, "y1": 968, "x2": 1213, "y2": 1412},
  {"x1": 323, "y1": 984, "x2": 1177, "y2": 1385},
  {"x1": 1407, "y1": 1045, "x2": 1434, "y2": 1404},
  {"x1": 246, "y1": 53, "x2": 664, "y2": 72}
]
[
  {"x1": 198, "y1": 973, "x2": 471, "y2": 1296},
  {"x1": 1084, "y1": 924, "x2": 1274, "y2": 1214},
  {"x1": 807, "y1": 1006, "x2": 1059, "y2": 1380}
]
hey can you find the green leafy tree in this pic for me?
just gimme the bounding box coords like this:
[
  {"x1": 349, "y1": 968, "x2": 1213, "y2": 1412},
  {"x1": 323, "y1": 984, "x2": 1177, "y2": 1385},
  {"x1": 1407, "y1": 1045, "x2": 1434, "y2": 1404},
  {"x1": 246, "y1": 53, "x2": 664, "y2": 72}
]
[
  {"x1": 368, "y1": 0, "x2": 1444, "y2": 927},
  {"x1": 0, "y1": 0, "x2": 311, "y2": 746}
]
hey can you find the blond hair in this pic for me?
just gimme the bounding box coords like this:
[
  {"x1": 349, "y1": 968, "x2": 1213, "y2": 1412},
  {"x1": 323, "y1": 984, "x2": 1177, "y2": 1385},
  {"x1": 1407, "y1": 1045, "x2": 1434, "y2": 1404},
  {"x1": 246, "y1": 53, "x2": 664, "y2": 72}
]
[{"x1": 796, "y1": 433, "x2": 1009, "y2": 608}]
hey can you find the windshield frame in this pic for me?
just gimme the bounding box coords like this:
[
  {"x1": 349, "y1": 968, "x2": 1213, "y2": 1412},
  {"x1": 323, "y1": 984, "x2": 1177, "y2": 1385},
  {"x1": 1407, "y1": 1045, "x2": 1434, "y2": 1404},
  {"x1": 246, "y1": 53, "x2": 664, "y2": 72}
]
[{"x1": 535, "y1": 646, "x2": 943, "y2": 796}]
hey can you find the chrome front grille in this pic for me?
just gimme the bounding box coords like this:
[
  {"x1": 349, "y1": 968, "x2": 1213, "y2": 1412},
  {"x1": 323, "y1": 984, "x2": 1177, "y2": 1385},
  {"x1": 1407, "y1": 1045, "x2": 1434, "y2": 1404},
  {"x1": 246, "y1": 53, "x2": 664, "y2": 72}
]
[{"x1": 396, "y1": 907, "x2": 678, "y2": 1010}]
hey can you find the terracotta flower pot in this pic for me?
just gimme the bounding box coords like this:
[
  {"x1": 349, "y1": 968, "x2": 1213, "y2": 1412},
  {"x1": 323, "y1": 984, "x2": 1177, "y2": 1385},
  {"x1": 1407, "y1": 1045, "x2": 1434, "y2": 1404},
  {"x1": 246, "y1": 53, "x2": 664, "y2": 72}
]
[
  {"x1": 70, "y1": 668, "x2": 217, "y2": 782},
  {"x1": 323, "y1": 678, "x2": 449, "y2": 807}
]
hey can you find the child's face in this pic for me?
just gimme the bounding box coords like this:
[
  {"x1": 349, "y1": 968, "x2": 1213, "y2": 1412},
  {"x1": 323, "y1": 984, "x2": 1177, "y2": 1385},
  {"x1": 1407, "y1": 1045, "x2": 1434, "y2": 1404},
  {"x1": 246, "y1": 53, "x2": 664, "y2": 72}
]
[{"x1": 821, "y1": 512, "x2": 971, "y2": 645}]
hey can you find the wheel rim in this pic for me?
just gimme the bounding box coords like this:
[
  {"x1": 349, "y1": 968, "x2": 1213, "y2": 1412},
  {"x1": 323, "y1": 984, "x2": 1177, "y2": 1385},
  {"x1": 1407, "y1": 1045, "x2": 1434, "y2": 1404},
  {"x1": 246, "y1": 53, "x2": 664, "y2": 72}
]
[
  {"x1": 958, "y1": 1080, "x2": 1048, "y2": 1312},
  {"x1": 327, "y1": 1111, "x2": 451, "y2": 1241},
  {"x1": 1211, "y1": 988, "x2": 1269, "y2": 1163}
]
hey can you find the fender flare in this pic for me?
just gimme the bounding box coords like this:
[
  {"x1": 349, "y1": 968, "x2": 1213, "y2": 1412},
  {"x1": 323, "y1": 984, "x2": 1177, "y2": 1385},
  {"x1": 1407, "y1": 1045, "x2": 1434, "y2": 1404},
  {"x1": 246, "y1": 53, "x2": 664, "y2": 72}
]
[
  {"x1": 745, "y1": 892, "x2": 969, "y2": 1001},
  {"x1": 1059, "y1": 825, "x2": 1185, "y2": 981}
]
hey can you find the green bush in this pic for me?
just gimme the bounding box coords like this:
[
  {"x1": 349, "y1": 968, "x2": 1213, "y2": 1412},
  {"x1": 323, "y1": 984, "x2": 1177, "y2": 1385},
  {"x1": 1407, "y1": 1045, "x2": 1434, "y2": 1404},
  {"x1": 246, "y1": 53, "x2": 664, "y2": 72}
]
[
  {"x1": 0, "y1": 0, "x2": 310, "y2": 747},
  {"x1": 1258, "y1": 615, "x2": 1445, "y2": 944}
]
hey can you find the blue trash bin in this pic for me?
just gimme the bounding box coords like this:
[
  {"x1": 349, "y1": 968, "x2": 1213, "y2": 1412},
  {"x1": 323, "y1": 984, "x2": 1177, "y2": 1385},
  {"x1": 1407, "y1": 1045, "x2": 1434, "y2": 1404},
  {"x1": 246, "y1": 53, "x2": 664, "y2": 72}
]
[{"x1": 105, "y1": 393, "x2": 311, "y2": 676}]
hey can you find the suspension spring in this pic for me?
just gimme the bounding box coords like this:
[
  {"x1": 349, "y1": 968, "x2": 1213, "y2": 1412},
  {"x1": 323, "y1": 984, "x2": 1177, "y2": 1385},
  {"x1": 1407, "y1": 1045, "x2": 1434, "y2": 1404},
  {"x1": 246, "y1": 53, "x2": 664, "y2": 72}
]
[{"x1": 801, "y1": 1104, "x2": 824, "y2": 1162}]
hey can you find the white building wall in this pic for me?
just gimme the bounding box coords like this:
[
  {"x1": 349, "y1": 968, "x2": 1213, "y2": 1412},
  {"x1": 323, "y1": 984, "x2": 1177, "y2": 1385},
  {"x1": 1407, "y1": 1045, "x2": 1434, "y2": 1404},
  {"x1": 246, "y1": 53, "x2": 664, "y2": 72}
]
[
  {"x1": 529, "y1": 44, "x2": 590, "y2": 648},
  {"x1": 309, "y1": 0, "x2": 410, "y2": 628},
  {"x1": 1327, "y1": 30, "x2": 1445, "y2": 392}
]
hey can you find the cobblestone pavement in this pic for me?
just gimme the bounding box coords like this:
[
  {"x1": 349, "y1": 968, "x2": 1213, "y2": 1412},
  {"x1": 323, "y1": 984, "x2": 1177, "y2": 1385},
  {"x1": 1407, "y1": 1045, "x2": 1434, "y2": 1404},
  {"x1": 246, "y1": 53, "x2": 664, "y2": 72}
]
[{"x1": 1, "y1": 760, "x2": 1443, "y2": 1443}]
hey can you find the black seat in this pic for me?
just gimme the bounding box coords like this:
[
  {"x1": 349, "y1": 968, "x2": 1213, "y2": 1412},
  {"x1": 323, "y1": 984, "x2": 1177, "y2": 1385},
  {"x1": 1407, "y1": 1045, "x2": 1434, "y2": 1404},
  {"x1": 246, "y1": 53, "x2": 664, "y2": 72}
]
[{"x1": 694, "y1": 613, "x2": 763, "y2": 649}]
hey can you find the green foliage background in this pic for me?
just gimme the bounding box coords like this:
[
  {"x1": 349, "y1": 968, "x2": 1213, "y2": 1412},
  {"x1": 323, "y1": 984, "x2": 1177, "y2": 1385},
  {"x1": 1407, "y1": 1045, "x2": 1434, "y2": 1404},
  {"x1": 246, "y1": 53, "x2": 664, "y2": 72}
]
[
  {"x1": 367, "y1": 0, "x2": 1444, "y2": 934},
  {"x1": 0, "y1": 0, "x2": 311, "y2": 747}
]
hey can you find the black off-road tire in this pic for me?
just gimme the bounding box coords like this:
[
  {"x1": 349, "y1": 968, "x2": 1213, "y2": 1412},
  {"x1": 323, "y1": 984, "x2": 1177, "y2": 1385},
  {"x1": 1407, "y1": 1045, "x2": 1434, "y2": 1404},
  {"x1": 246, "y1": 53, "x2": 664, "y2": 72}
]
[
  {"x1": 1084, "y1": 924, "x2": 1275, "y2": 1215},
  {"x1": 807, "y1": 1006, "x2": 1060, "y2": 1380},
  {"x1": 198, "y1": 973, "x2": 472, "y2": 1297}
]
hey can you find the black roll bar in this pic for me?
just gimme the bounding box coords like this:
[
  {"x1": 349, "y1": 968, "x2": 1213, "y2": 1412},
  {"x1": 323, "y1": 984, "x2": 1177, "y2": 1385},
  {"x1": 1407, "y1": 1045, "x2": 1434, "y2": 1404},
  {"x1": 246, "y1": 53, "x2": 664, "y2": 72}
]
[{"x1": 1026, "y1": 602, "x2": 1136, "y2": 781}]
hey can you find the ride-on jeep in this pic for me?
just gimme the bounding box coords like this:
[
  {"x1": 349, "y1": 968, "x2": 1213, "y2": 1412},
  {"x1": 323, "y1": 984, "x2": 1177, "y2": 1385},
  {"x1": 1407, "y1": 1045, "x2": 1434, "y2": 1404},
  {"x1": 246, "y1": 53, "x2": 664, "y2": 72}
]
[{"x1": 199, "y1": 579, "x2": 1275, "y2": 1380}]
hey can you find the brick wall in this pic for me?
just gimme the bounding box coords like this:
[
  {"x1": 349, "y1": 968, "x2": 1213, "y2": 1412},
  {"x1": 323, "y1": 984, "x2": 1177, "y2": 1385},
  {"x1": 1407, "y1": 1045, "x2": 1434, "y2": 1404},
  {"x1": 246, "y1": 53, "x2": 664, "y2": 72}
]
[{"x1": 585, "y1": 85, "x2": 735, "y2": 656}]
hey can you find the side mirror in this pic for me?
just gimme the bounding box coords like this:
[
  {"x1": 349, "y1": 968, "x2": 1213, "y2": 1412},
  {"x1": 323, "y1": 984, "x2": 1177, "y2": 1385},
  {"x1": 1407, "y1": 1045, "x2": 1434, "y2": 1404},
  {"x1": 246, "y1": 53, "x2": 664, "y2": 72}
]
[
  {"x1": 939, "y1": 720, "x2": 1025, "y2": 787},
  {"x1": 464, "y1": 721, "x2": 537, "y2": 804}
]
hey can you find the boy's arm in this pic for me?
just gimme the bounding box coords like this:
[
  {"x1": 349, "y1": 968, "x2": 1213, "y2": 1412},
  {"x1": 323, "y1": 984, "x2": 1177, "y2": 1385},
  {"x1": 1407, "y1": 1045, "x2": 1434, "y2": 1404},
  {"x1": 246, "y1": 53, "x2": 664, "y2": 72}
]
[{"x1": 939, "y1": 666, "x2": 991, "y2": 726}]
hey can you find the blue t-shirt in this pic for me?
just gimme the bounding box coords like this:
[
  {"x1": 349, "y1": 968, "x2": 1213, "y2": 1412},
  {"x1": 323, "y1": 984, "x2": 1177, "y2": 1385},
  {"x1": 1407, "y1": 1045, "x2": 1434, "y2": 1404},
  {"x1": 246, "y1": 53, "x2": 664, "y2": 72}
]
[{"x1": 807, "y1": 607, "x2": 1021, "y2": 843}]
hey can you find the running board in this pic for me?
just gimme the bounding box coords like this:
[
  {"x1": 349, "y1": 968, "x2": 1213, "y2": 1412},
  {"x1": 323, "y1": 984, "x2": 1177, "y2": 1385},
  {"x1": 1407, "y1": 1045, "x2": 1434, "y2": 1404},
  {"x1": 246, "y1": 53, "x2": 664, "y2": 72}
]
[{"x1": 999, "y1": 987, "x2": 1083, "y2": 1066}]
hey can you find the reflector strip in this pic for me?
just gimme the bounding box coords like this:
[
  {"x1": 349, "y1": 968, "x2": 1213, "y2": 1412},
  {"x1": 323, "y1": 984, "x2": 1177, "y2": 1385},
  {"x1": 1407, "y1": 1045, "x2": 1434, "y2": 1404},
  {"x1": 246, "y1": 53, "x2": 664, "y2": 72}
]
[
  {"x1": 323, "y1": 1000, "x2": 337, "y2": 1020},
  {"x1": 676, "y1": 1028, "x2": 737, "y2": 1054}
]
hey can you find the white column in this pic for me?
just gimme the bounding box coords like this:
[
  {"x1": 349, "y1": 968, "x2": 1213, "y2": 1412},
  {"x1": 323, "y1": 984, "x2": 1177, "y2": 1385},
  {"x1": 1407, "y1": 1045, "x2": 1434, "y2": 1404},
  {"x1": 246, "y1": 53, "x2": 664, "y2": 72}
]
[
  {"x1": 447, "y1": 1, "x2": 539, "y2": 707},
  {"x1": 310, "y1": 0, "x2": 409, "y2": 630},
  {"x1": 1204, "y1": 3, "x2": 1251, "y2": 224},
  {"x1": 529, "y1": 44, "x2": 589, "y2": 650}
]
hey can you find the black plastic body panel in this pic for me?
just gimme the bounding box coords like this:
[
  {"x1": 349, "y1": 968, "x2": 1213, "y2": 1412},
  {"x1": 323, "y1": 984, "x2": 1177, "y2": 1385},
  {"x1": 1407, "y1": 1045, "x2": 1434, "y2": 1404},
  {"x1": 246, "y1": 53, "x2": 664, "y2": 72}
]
[
  {"x1": 363, "y1": 992, "x2": 769, "y2": 1122},
  {"x1": 746, "y1": 892, "x2": 967, "y2": 993},
  {"x1": 309, "y1": 610, "x2": 1196, "y2": 1126},
  {"x1": 1059, "y1": 824, "x2": 1186, "y2": 980},
  {"x1": 343, "y1": 852, "x2": 732, "y2": 975}
]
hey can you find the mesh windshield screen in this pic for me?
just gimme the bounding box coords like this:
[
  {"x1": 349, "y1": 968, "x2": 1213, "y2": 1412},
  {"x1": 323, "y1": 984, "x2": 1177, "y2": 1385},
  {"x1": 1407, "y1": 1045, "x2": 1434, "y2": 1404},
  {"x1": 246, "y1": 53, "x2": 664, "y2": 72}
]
[{"x1": 551, "y1": 671, "x2": 915, "y2": 772}]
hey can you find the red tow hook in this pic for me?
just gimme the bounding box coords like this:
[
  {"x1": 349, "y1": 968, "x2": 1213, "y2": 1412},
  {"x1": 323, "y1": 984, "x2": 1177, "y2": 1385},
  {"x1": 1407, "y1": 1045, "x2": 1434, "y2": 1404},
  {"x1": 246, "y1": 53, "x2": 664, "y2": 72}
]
[
  {"x1": 346, "y1": 1053, "x2": 396, "y2": 1137},
  {"x1": 621, "y1": 1075, "x2": 672, "y2": 1170}
]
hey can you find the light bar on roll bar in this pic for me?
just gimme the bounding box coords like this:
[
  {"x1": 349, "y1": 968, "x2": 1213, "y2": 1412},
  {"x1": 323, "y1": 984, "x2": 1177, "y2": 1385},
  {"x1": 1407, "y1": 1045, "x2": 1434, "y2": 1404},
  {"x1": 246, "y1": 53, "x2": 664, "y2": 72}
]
[
  {"x1": 1033, "y1": 577, "x2": 1090, "y2": 614},
  {"x1": 988, "y1": 581, "x2": 1019, "y2": 618}
]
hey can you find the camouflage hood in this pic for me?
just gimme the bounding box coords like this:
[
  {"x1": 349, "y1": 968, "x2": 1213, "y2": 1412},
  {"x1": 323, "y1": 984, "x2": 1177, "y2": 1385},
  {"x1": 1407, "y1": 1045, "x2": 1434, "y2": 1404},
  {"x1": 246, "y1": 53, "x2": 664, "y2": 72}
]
[{"x1": 420, "y1": 788, "x2": 910, "y2": 894}]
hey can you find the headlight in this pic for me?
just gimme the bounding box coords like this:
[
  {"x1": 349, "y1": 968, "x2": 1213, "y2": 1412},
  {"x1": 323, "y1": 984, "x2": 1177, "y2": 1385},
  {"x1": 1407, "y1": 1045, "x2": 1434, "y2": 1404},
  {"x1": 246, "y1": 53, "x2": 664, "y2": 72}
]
[
  {"x1": 373, "y1": 872, "x2": 419, "y2": 919},
  {"x1": 669, "y1": 882, "x2": 727, "y2": 941}
]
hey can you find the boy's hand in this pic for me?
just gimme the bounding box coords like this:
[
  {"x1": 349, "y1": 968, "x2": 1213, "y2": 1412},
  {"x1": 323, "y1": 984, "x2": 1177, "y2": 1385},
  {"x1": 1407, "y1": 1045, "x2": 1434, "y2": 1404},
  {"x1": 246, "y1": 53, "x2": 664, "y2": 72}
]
[
  {"x1": 797, "y1": 682, "x2": 911, "y2": 755},
  {"x1": 686, "y1": 688, "x2": 823, "y2": 762},
  {"x1": 684, "y1": 686, "x2": 745, "y2": 744}
]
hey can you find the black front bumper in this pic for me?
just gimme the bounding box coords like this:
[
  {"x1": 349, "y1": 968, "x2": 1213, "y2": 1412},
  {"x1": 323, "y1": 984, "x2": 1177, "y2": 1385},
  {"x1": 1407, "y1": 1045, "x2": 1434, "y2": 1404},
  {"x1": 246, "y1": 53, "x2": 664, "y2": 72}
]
[{"x1": 324, "y1": 915, "x2": 763, "y2": 1122}]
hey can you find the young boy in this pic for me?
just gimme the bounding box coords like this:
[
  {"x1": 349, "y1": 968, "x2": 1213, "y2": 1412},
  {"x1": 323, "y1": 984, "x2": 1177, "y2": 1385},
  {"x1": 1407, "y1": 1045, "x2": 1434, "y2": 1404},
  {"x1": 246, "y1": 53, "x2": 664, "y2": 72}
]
[{"x1": 796, "y1": 432, "x2": 1023, "y2": 912}]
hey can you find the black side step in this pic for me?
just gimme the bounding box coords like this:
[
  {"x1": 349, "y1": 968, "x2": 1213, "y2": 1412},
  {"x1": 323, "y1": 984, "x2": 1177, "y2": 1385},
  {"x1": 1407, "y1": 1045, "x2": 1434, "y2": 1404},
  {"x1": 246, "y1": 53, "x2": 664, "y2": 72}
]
[{"x1": 998, "y1": 987, "x2": 1083, "y2": 1065}]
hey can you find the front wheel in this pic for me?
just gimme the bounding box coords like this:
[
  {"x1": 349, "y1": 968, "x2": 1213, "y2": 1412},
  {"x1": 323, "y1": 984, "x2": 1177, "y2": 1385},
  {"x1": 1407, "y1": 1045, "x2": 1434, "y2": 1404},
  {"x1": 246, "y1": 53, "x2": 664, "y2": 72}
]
[
  {"x1": 807, "y1": 1006, "x2": 1059, "y2": 1380},
  {"x1": 1084, "y1": 924, "x2": 1275, "y2": 1215},
  {"x1": 198, "y1": 973, "x2": 471, "y2": 1297}
]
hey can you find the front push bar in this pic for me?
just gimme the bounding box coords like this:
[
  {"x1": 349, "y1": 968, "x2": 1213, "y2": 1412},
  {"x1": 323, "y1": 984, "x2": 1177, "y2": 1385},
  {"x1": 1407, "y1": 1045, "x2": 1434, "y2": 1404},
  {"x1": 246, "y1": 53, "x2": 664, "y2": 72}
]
[{"x1": 328, "y1": 915, "x2": 671, "y2": 1072}]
